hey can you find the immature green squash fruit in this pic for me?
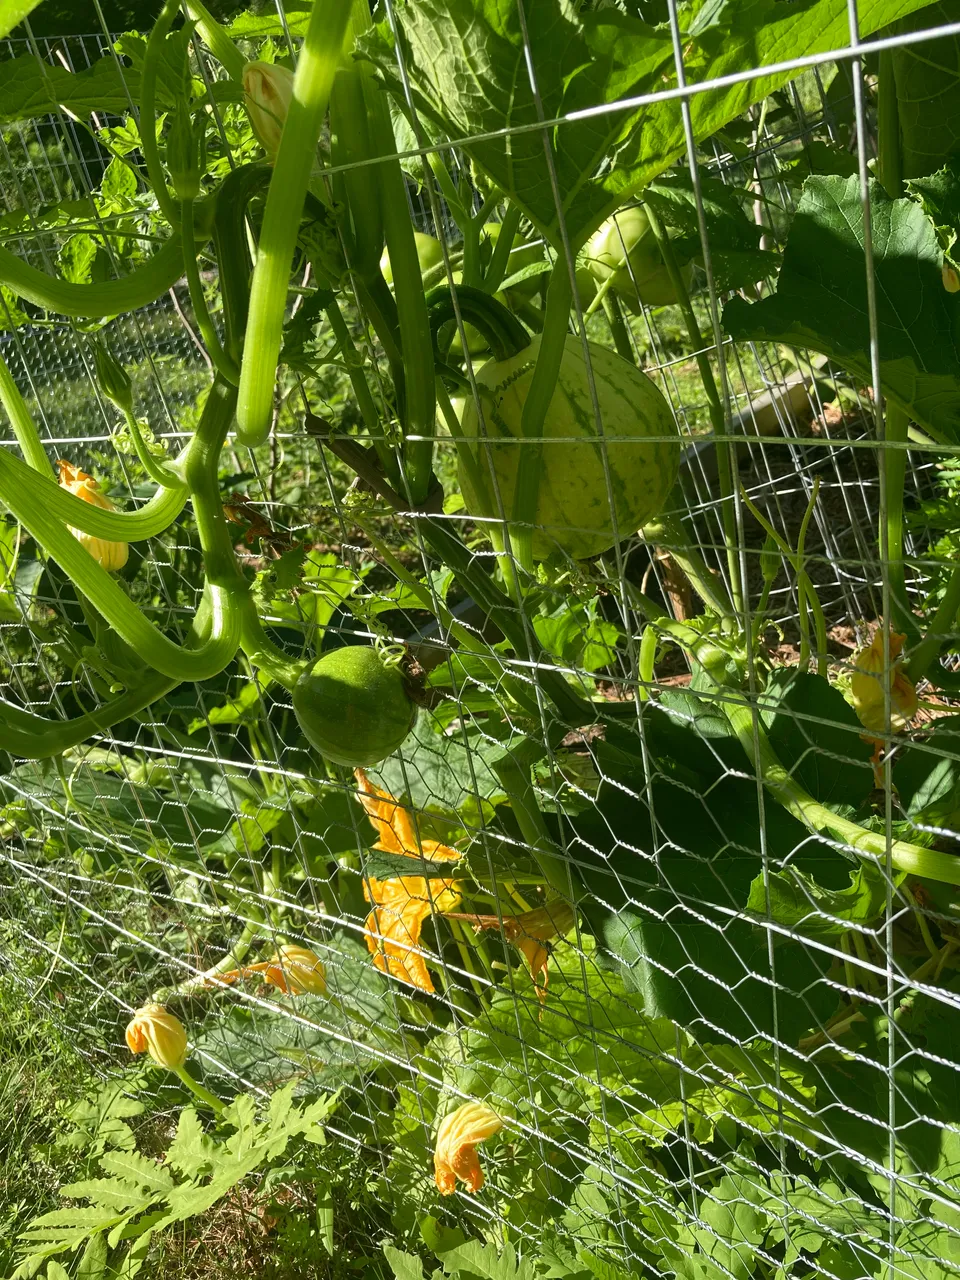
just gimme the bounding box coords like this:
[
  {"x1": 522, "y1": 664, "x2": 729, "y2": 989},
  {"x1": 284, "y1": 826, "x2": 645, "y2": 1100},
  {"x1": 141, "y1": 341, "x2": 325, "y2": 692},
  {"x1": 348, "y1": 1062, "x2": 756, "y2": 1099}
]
[
  {"x1": 458, "y1": 334, "x2": 680, "y2": 560},
  {"x1": 293, "y1": 646, "x2": 417, "y2": 767},
  {"x1": 585, "y1": 205, "x2": 694, "y2": 311},
  {"x1": 380, "y1": 231, "x2": 445, "y2": 285},
  {"x1": 480, "y1": 222, "x2": 544, "y2": 303}
]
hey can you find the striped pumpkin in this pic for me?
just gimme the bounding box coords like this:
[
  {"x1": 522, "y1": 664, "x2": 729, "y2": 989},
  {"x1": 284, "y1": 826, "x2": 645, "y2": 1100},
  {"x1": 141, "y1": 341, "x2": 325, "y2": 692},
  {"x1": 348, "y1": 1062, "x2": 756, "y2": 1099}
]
[{"x1": 457, "y1": 334, "x2": 680, "y2": 561}]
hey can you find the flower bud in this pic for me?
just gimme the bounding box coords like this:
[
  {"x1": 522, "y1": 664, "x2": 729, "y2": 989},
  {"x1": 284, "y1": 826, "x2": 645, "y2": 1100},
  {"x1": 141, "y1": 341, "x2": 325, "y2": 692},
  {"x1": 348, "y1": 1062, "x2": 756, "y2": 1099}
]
[
  {"x1": 165, "y1": 101, "x2": 206, "y2": 201},
  {"x1": 243, "y1": 61, "x2": 294, "y2": 160},
  {"x1": 125, "y1": 1002, "x2": 187, "y2": 1069},
  {"x1": 57, "y1": 460, "x2": 129, "y2": 572},
  {"x1": 262, "y1": 944, "x2": 327, "y2": 996},
  {"x1": 851, "y1": 628, "x2": 918, "y2": 737},
  {"x1": 944, "y1": 262, "x2": 960, "y2": 293},
  {"x1": 760, "y1": 532, "x2": 780, "y2": 586},
  {"x1": 93, "y1": 341, "x2": 133, "y2": 414}
]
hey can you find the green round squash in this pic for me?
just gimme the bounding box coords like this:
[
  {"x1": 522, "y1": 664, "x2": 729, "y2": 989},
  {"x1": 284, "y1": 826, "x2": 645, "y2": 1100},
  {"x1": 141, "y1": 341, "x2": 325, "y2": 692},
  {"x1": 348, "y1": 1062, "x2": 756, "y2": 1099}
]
[
  {"x1": 584, "y1": 205, "x2": 694, "y2": 312},
  {"x1": 457, "y1": 333, "x2": 680, "y2": 561},
  {"x1": 379, "y1": 231, "x2": 444, "y2": 285},
  {"x1": 293, "y1": 646, "x2": 417, "y2": 767},
  {"x1": 480, "y1": 223, "x2": 545, "y2": 303}
]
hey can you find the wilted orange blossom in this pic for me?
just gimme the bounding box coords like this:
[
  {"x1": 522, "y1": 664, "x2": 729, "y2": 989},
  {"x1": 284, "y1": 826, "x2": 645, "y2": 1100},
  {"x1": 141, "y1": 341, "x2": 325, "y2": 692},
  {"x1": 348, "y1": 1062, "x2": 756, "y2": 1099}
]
[
  {"x1": 434, "y1": 1101, "x2": 503, "y2": 1195},
  {"x1": 850, "y1": 628, "x2": 918, "y2": 739},
  {"x1": 447, "y1": 901, "x2": 575, "y2": 1003},
  {"x1": 215, "y1": 943, "x2": 327, "y2": 996}
]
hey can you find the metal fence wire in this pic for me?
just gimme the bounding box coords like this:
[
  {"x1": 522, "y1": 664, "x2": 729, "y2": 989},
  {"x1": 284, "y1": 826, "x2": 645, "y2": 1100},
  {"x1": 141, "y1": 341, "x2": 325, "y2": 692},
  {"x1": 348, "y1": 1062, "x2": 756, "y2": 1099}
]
[{"x1": 2, "y1": 2, "x2": 960, "y2": 1277}]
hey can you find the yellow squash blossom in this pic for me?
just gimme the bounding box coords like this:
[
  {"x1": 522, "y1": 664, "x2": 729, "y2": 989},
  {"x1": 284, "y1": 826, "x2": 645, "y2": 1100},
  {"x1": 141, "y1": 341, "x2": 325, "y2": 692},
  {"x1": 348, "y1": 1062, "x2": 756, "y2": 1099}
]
[
  {"x1": 57, "y1": 460, "x2": 129, "y2": 572},
  {"x1": 851, "y1": 628, "x2": 918, "y2": 738},
  {"x1": 355, "y1": 769, "x2": 460, "y2": 993},
  {"x1": 434, "y1": 1102, "x2": 503, "y2": 1195},
  {"x1": 215, "y1": 944, "x2": 327, "y2": 996},
  {"x1": 125, "y1": 1002, "x2": 187, "y2": 1069},
  {"x1": 447, "y1": 901, "x2": 575, "y2": 1004},
  {"x1": 242, "y1": 61, "x2": 294, "y2": 159}
]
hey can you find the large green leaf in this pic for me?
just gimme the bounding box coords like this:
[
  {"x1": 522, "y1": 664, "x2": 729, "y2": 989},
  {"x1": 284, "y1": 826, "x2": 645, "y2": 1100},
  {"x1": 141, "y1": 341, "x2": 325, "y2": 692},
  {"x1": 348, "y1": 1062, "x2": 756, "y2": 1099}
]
[
  {"x1": 369, "y1": 712, "x2": 511, "y2": 826},
  {"x1": 0, "y1": 29, "x2": 219, "y2": 128},
  {"x1": 645, "y1": 171, "x2": 778, "y2": 292},
  {"x1": 0, "y1": 760, "x2": 234, "y2": 865},
  {"x1": 0, "y1": 55, "x2": 147, "y2": 126},
  {"x1": 440, "y1": 1241, "x2": 539, "y2": 1280},
  {"x1": 893, "y1": 714, "x2": 960, "y2": 825},
  {"x1": 373, "y1": 0, "x2": 937, "y2": 249},
  {"x1": 745, "y1": 862, "x2": 889, "y2": 940},
  {"x1": 0, "y1": 0, "x2": 44, "y2": 41},
  {"x1": 891, "y1": 1, "x2": 960, "y2": 181},
  {"x1": 724, "y1": 173, "x2": 960, "y2": 444},
  {"x1": 574, "y1": 764, "x2": 843, "y2": 1044},
  {"x1": 759, "y1": 670, "x2": 875, "y2": 811},
  {"x1": 195, "y1": 935, "x2": 404, "y2": 1092}
]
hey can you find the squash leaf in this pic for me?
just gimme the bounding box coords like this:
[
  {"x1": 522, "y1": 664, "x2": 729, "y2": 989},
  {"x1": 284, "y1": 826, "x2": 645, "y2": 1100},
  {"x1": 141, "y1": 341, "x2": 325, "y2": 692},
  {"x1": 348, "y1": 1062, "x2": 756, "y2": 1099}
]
[
  {"x1": 745, "y1": 862, "x2": 890, "y2": 940},
  {"x1": 724, "y1": 173, "x2": 960, "y2": 445},
  {"x1": 0, "y1": 0, "x2": 44, "y2": 41},
  {"x1": 368, "y1": 0, "x2": 939, "y2": 250}
]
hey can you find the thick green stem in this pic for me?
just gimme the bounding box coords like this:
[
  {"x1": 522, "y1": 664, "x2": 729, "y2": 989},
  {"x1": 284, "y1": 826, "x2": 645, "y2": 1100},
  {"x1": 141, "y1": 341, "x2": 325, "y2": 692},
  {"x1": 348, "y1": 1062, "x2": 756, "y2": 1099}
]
[
  {"x1": 366, "y1": 100, "x2": 436, "y2": 504},
  {"x1": 633, "y1": 598, "x2": 960, "y2": 888},
  {"x1": 0, "y1": 460, "x2": 202, "y2": 667},
  {"x1": 139, "y1": 0, "x2": 181, "y2": 228},
  {"x1": 0, "y1": 352, "x2": 51, "y2": 474},
  {"x1": 0, "y1": 668, "x2": 178, "y2": 759},
  {"x1": 602, "y1": 290, "x2": 634, "y2": 363},
  {"x1": 0, "y1": 593, "x2": 216, "y2": 759},
  {"x1": 0, "y1": 381, "x2": 241, "y2": 680},
  {"x1": 907, "y1": 564, "x2": 960, "y2": 683},
  {"x1": 236, "y1": 0, "x2": 351, "y2": 445},
  {"x1": 460, "y1": 212, "x2": 483, "y2": 290},
  {"x1": 645, "y1": 203, "x2": 743, "y2": 613},
  {"x1": 173, "y1": 1063, "x2": 224, "y2": 1114},
  {"x1": 0, "y1": 234, "x2": 186, "y2": 318},
  {"x1": 182, "y1": 199, "x2": 239, "y2": 384},
  {"x1": 121, "y1": 407, "x2": 187, "y2": 489},
  {"x1": 509, "y1": 266, "x2": 572, "y2": 572},
  {"x1": 725, "y1": 696, "x2": 960, "y2": 886},
  {"x1": 641, "y1": 504, "x2": 733, "y2": 616},
  {"x1": 482, "y1": 203, "x2": 522, "y2": 293},
  {"x1": 0, "y1": 445, "x2": 187, "y2": 541},
  {"x1": 492, "y1": 750, "x2": 573, "y2": 900},
  {"x1": 427, "y1": 153, "x2": 466, "y2": 225},
  {"x1": 238, "y1": 599, "x2": 308, "y2": 691},
  {"x1": 183, "y1": 0, "x2": 246, "y2": 80}
]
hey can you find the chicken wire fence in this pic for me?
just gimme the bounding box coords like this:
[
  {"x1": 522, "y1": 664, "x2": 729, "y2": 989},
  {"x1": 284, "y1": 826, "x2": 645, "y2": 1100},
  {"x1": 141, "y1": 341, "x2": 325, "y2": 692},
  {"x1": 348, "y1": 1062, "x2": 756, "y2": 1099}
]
[{"x1": 1, "y1": 3, "x2": 959, "y2": 1277}]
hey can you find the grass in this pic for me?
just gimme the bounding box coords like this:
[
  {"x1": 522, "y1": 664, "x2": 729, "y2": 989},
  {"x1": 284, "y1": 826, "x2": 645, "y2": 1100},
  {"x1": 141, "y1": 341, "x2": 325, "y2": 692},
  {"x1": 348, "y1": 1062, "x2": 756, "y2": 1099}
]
[
  {"x1": 0, "y1": 875, "x2": 398, "y2": 1280},
  {"x1": 0, "y1": 964, "x2": 90, "y2": 1275},
  {"x1": 0, "y1": 967, "x2": 391, "y2": 1279}
]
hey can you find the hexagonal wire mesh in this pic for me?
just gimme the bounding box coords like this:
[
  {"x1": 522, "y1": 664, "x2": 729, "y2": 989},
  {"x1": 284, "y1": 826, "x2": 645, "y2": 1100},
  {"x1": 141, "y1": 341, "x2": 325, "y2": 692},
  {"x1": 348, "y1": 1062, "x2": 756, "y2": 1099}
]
[{"x1": 1, "y1": 1, "x2": 959, "y2": 1276}]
